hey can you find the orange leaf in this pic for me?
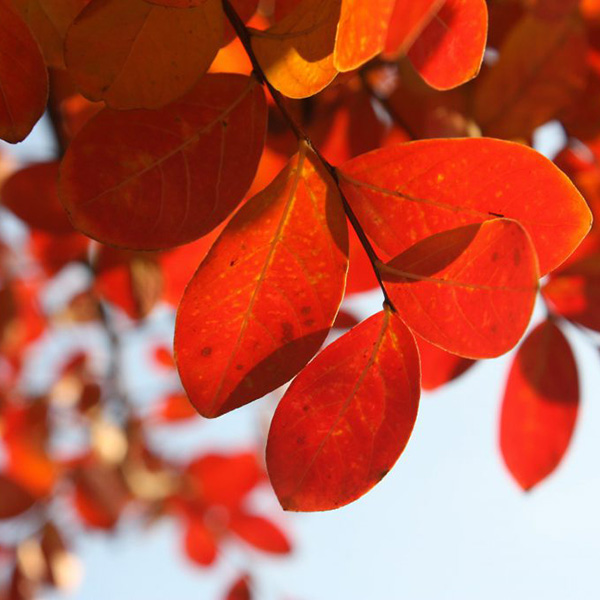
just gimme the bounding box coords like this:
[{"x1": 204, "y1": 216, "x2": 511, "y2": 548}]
[
  {"x1": 65, "y1": 0, "x2": 223, "y2": 109},
  {"x1": 382, "y1": 220, "x2": 539, "y2": 358},
  {"x1": 384, "y1": 0, "x2": 444, "y2": 57},
  {"x1": 175, "y1": 144, "x2": 348, "y2": 417},
  {"x1": 333, "y1": 0, "x2": 396, "y2": 72},
  {"x1": 0, "y1": 475, "x2": 36, "y2": 519},
  {"x1": 417, "y1": 337, "x2": 475, "y2": 391},
  {"x1": 474, "y1": 14, "x2": 587, "y2": 139},
  {"x1": 0, "y1": 0, "x2": 48, "y2": 143},
  {"x1": 229, "y1": 512, "x2": 291, "y2": 553},
  {"x1": 543, "y1": 253, "x2": 600, "y2": 332},
  {"x1": 10, "y1": 0, "x2": 88, "y2": 68},
  {"x1": 408, "y1": 0, "x2": 488, "y2": 90},
  {"x1": 155, "y1": 393, "x2": 198, "y2": 422},
  {"x1": 267, "y1": 308, "x2": 420, "y2": 511},
  {"x1": 251, "y1": 0, "x2": 341, "y2": 98},
  {"x1": 500, "y1": 320, "x2": 579, "y2": 490},
  {"x1": 59, "y1": 74, "x2": 267, "y2": 250},
  {"x1": 339, "y1": 138, "x2": 591, "y2": 275},
  {"x1": 1, "y1": 162, "x2": 72, "y2": 234}
]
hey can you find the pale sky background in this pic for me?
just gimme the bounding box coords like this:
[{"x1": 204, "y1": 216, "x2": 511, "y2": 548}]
[{"x1": 3, "y1": 120, "x2": 600, "y2": 600}]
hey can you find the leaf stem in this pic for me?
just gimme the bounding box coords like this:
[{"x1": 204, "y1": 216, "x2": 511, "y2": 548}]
[{"x1": 221, "y1": 0, "x2": 396, "y2": 311}]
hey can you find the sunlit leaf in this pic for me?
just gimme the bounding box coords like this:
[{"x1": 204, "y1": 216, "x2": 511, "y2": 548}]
[
  {"x1": 267, "y1": 308, "x2": 420, "y2": 511},
  {"x1": 339, "y1": 138, "x2": 591, "y2": 275},
  {"x1": 229, "y1": 513, "x2": 291, "y2": 553},
  {"x1": 417, "y1": 337, "x2": 476, "y2": 391},
  {"x1": 500, "y1": 320, "x2": 579, "y2": 490},
  {"x1": 175, "y1": 144, "x2": 348, "y2": 417}
]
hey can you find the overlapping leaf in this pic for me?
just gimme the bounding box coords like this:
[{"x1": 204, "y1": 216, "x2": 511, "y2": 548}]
[
  {"x1": 65, "y1": 0, "x2": 223, "y2": 109},
  {"x1": 267, "y1": 308, "x2": 420, "y2": 511},
  {"x1": 338, "y1": 138, "x2": 591, "y2": 275},
  {"x1": 408, "y1": 0, "x2": 488, "y2": 90},
  {"x1": 474, "y1": 14, "x2": 587, "y2": 139},
  {"x1": 0, "y1": 0, "x2": 48, "y2": 143},
  {"x1": 175, "y1": 144, "x2": 348, "y2": 418},
  {"x1": 500, "y1": 320, "x2": 579, "y2": 490},
  {"x1": 333, "y1": 0, "x2": 396, "y2": 72},
  {"x1": 251, "y1": 0, "x2": 341, "y2": 98},
  {"x1": 59, "y1": 74, "x2": 267, "y2": 250},
  {"x1": 417, "y1": 337, "x2": 475, "y2": 390}
]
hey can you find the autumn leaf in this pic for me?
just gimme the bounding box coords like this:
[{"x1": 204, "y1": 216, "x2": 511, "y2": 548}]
[
  {"x1": 333, "y1": 0, "x2": 396, "y2": 72},
  {"x1": 175, "y1": 144, "x2": 348, "y2": 417},
  {"x1": 228, "y1": 513, "x2": 291, "y2": 553},
  {"x1": 500, "y1": 320, "x2": 579, "y2": 490},
  {"x1": 59, "y1": 74, "x2": 267, "y2": 250},
  {"x1": 408, "y1": 0, "x2": 488, "y2": 90},
  {"x1": 0, "y1": 475, "x2": 36, "y2": 519},
  {"x1": 338, "y1": 138, "x2": 591, "y2": 275},
  {"x1": 382, "y1": 220, "x2": 539, "y2": 358},
  {"x1": 251, "y1": 0, "x2": 341, "y2": 98},
  {"x1": 0, "y1": 0, "x2": 48, "y2": 143},
  {"x1": 65, "y1": 0, "x2": 224, "y2": 109},
  {"x1": 417, "y1": 337, "x2": 475, "y2": 391},
  {"x1": 267, "y1": 308, "x2": 420, "y2": 511},
  {"x1": 474, "y1": 14, "x2": 587, "y2": 139}
]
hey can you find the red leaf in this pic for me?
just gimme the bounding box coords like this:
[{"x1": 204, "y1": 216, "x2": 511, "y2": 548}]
[
  {"x1": 59, "y1": 74, "x2": 267, "y2": 250},
  {"x1": 187, "y1": 453, "x2": 263, "y2": 509},
  {"x1": 184, "y1": 517, "x2": 218, "y2": 566},
  {"x1": 339, "y1": 138, "x2": 591, "y2": 275},
  {"x1": 417, "y1": 337, "x2": 476, "y2": 391},
  {"x1": 0, "y1": 0, "x2": 48, "y2": 143},
  {"x1": 225, "y1": 574, "x2": 252, "y2": 600},
  {"x1": 382, "y1": 220, "x2": 539, "y2": 358},
  {"x1": 229, "y1": 512, "x2": 291, "y2": 554},
  {"x1": 267, "y1": 308, "x2": 420, "y2": 511},
  {"x1": 500, "y1": 320, "x2": 579, "y2": 490},
  {"x1": 408, "y1": 0, "x2": 488, "y2": 90},
  {"x1": 1, "y1": 162, "x2": 72, "y2": 234},
  {"x1": 0, "y1": 474, "x2": 36, "y2": 519},
  {"x1": 155, "y1": 392, "x2": 198, "y2": 422},
  {"x1": 175, "y1": 144, "x2": 348, "y2": 418}
]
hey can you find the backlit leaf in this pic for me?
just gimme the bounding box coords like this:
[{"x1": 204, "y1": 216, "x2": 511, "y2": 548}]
[
  {"x1": 267, "y1": 308, "x2": 420, "y2": 511},
  {"x1": 229, "y1": 513, "x2": 291, "y2": 553},
  {"x1": 0, "y1": 0, "x2": 48, "y2": 143},
  {"x1": 474, "y1": 14, "x2": 587, "y2": 139},
  {"x1": 333, "y1": 0, "x2": 396, "y2": 72},
  {"x1": 175, "y1": 144, "x2": 348, "y2": 417},
  {"x1": 184, "y1": 517, "x2": 217, "y2": 566},
  {"x1": 417, "y1": 337, "x2": 476, "y2": 390},
  {"x1": 384, "y1": 0, "x2": 444, "y2": 57},
  {"x1": 251, "y1": 0, "x2": 341, "y2": 99},
  {"x1": 339, "y1": 138, "x2": 591, "y2": 275},
  {"x1": 408, "y1": 0, "x2": 488, "y2": 90},
  {"x1": 59, "y1": 74, "x2": 267, "y2": 250},
  {"x1": 65, "y1": 0, "x2": 223, "y2": 109},
  {"x1": 500, "y1": 320, "x2": 579, "y2": 490},
  {"x1": 1, "y1": 162, "x2": 72, "y2": 234},
  {"x1": 382, "y1": 220, "x2": 538, "y2": 358}
]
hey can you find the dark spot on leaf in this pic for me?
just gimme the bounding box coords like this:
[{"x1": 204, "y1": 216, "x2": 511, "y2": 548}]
[
  {"x1": 304, "y1": 319, "x2": 315, "y2": 327},
  {"x1": 296, "y1": 436, "x2": 305, "y2": 445},
  {"x1": 301, "y1": 306, "x2": 311, "y2": 315},
  {"x1": 281, "y1": 322, "x2": 294, "y2": 344},
  {"x1": 513, "y1": 248, "x2": 521, "y2": 265},
  {"x1": 302, "y1": 404, "x2": 310, "y2": 412},
  {"x1": 236, "y1": 364, "x2": 244, "y2": 371},
  {"x1": 491, "y1": 251, "x2": 499, "y2": 262},
  {"x1": 201, "y1": 347, "x2": 212, "y2": 357},
  {"x1": 378, "y1": 469, "x2": 390, "y2": 482}
]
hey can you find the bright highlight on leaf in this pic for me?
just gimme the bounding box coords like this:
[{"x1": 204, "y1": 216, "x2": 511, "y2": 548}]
[
  {"x1": 65, "y1": 0, "x2": 224, "y2": 109},
  {"x1": 339, "y1": 138, "x2": 592, "y2": 275},
  {"x1": 175, "y1": 144, "x2": 348, "y2": 418},
  {"x1": 0, "y1": 0, "x2": 48, "y2": 143},
  {"x1": 500, "y1": 320, "x2": 579, "y2": 491},
  {"x1": 408, "y1": 0, "x2": 488, "y2": 90},
  {"x1": 251, "y1": 0, "x2": 341, "y2": 99},
  {"x1": 267, "y1": 308, "x2": 420, "y2": 511},
  {"x1": 382, "y1": 220, "x2": 539, "y2": 358},
  {"x1": 333, "y1": 0, "x2": 396, "y2": 72},
  {"x1": 59, "y1": 74, "x2": 267, "y2": 250}
]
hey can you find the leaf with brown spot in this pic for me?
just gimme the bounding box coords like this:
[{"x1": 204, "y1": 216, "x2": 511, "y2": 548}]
[
  {"x1": 59, "y1": 74, "x2": 267, "y2": 250},
  {"x1": 267, "y1": 308, "x2": 420, "y2": 511},
  {"x1": 500, "y1": 320, "x2": 579, "y2": 490},
  {"x1": 0, "y1": 0, "x2": 48, "y2": 143},
  {"x1": 65, "y1": 0, "x2": 223, "y2": 109},
  {"x1": 382, "y1": 220, "x2": 539, "y2": 358},
  {"x1": 338, "y1": 138, "x2": 591, "y2": 275},
  {"x1": 175, "y1": 144, "x2": 348, "y2": 418}
]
